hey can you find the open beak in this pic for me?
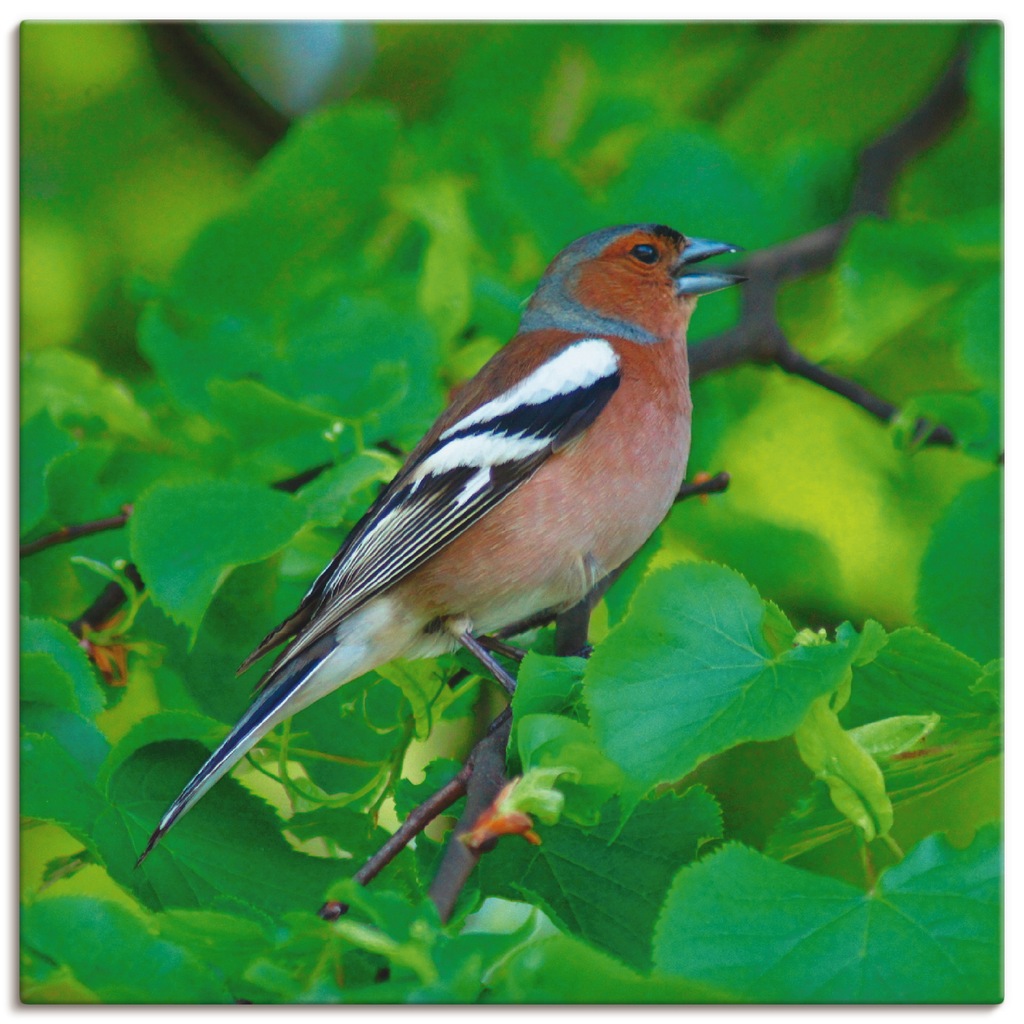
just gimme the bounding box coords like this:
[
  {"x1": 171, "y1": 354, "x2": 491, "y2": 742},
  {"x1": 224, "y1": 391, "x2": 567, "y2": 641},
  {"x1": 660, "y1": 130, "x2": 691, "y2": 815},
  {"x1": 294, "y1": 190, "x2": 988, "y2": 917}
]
[{"x1": 674, "y1": 236, "x2": 746, "y2": 296}]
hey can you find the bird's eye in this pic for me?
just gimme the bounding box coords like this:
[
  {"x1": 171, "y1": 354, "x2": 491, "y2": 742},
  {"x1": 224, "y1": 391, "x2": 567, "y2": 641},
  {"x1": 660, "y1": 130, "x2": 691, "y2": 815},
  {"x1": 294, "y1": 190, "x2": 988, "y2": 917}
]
[{"x1": 630, "y1": 243, "x2": 659, "y2": 265}]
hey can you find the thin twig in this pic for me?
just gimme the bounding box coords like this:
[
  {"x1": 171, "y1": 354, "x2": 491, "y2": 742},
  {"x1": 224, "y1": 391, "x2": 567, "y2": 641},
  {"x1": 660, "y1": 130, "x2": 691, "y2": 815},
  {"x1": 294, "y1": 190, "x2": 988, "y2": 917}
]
[
  {"x1": 319, "y1": 765, "x2": 472, "y2": 920},
  {"x1": 318, "y1": 706, "x2": 514, "y2": 921},
  {"x1": 676, "y1": 471, "x2": 731, "y2": 501},
  {"x1": 688, "y1": 40, "x2": 972, "y2": 448},
  {"x1": 774, "y1": 342, "x2": 956, "y2": 446},
  {"x1": 20, "y1": 507, "x2": 133, "y2": 559}
]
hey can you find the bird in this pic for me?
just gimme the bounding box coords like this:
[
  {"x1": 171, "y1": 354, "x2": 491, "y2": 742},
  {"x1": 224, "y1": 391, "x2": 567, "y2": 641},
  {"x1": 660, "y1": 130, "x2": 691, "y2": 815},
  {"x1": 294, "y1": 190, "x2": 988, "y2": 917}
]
[{"x1": 137, "y1": 223, "x2": 744, "y2": 863}]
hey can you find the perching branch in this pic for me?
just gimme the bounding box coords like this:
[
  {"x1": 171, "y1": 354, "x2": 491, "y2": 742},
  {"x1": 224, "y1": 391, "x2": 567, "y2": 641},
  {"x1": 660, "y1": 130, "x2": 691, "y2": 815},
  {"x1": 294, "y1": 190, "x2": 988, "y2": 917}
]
[
  {"x1": 427, "y1": 712, "x2": 513, "y2": 923},
  {"x1": 319, "y1": 765, "x2": 471, "y2": 920},
  {"x1": 317, "y1": 707, "x2": 514, "y2": 923}
]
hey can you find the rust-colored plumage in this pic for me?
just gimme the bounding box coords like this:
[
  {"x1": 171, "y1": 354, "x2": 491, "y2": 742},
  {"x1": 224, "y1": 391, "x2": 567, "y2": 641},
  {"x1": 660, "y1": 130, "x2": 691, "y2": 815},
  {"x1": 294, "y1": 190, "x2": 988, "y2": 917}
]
[{"x1": 139, "y1": 223, "x2": 743, "y2": 860}]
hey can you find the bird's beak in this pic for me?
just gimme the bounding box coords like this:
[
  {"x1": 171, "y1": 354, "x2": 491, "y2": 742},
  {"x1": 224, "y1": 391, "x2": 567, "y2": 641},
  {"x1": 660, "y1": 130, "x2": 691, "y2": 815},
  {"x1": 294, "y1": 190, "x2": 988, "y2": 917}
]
[{"x1": 674, "y1": 237, "x2": 747, "y2": 295}]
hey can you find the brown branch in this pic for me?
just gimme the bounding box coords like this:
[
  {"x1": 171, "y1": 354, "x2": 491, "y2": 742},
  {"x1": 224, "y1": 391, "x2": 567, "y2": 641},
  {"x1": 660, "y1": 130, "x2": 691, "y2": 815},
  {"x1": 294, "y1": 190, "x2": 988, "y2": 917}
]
[
  {"x1": 318, "y1": 766, "x2": 472, "y2": 920},
  {"x1": 318, "y1": 706, "x2": 514, "y2": 922},
  {"x1": 20, "y1": 507, "x2": 134, "y2": 559},
  {"x1": 271, "y1": 461, "x2": 334, "y2": 493},
  {"x1": 689, "y1": 41, "x2": 972, "y2": 447},
  {"x1": 676, "y1": 470, "x2": 731, "y2": 501},
  {"x1": 68, "y1": 563, "x2": 145, "y2": 639},
  {"x1": 427, "y1": 712, "x2": 513, "y2": 923},
  {"x1": 852, "y1": 44, "x2": 970, "y2": 218},
  {"x1": 774, "y1": 342, "x2": 956, "y2": 446}
]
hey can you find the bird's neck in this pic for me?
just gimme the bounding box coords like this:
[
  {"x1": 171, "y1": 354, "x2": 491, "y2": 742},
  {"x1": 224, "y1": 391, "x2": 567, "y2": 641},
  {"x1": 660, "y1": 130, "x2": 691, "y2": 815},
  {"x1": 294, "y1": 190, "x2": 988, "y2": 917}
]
[{"x1": 519, "y1": 279, "x2": 664, "y2": 346}]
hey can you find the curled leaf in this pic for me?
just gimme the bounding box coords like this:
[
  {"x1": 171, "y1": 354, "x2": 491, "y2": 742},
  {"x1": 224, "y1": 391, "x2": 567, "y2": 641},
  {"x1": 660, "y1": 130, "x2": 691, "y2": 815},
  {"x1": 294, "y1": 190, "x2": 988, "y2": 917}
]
[{"x1": 461, "y1": 767, "x2": 578, "y2": 850}]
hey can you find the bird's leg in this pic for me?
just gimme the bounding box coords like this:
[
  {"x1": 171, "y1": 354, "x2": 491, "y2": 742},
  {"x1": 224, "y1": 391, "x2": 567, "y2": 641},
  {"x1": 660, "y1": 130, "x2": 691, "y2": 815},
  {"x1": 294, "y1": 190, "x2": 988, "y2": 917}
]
[{"x1": 455, "y1": 630, "x2": 519, "y2": 696}]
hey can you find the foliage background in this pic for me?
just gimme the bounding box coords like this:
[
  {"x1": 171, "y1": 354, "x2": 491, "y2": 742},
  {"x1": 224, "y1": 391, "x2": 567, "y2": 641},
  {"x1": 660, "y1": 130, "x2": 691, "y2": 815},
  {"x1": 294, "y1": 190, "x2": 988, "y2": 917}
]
[{"x1": 20, "y1": 22, "x2": 1002, "y2": 1004}]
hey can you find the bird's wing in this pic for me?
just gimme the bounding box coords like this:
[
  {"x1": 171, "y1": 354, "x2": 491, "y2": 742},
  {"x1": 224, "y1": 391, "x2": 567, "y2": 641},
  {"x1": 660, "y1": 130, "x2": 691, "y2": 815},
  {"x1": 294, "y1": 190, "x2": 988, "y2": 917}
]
[{"x1": 240, "y1": 337, "x2": 621, "y2": 681}]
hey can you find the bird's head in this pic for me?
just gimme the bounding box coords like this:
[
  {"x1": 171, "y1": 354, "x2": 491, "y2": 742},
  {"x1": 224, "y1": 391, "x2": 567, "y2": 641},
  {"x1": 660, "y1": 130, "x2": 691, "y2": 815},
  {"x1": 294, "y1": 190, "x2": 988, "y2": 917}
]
[{"x1": 523, "y1": 223, "x2": 745, "y2": 343}]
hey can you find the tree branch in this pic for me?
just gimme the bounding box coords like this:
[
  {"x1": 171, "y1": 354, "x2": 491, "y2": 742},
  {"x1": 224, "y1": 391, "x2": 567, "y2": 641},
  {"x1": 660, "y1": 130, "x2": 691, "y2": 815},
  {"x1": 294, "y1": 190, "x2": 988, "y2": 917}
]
[
  {"x1": 318, "y1": 765, "x2": 472, "y2": 920},
  {"x1": 20, "y1": 507, "x2": 134, "y2": 559},
  {"x1": 689, "y1": 41, "x2": 971, "y2": 447},
  {"x1": 774, "y1": 342, "x2": 956, "y2": 446},
  {"x1": 68, "y1": 563, "x2": 145, "y2": 639},
  {"x1": 318, "y1": 707, "x2": 515, "y2": 923},
  {"x1": 427, "y1": 712, "x2": 513, "y2": 923}
]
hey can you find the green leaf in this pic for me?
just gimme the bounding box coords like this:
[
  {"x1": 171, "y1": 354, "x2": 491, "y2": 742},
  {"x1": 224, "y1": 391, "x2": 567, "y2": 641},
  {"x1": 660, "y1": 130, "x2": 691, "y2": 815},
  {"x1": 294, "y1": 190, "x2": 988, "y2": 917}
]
[
  {"x1": 816, "y1": 218, "x2": 979, "y2": 365},
  {"x1": 843, "y1": 626, "x2": 992, "y2": 726},
  {"x1": 847, "y1": 714, "x2": 940, "y2": 758},
  {"x1": 917, "y1": 472, "x2": 1001, "y2": 664},
  {"x1": 392, "y1": 174, "x2": 476, "y2": 343},
  {"x1": 21, "y1": 896, "x2": 233, "y2": 1003},
  {"x1": 21, "y1": 652, "x2": 77, "y2": 711},
  {"x1": 654, "y1": 825, "x2": 1002, "y2": 1003},
  {"x1": 21, "y1": 617, "x2": 105, "y2": 718},
  {"x1": 161, "y1": 103, "x2": 401, "y2": 321},
  {"x1": 607, "y1": 128, "x2": 773, "y2": 251},
  {"x1": 585, "y1": 563, "x2": 863, "y2": 798},
  {"x1": 20, "y1": 410, "x2": 77, "y2": 535},
  {"x1": 298, "y1": 449, "x2": 399, "y2": 528},
  {"x1": 96, "y1": 710, "x2": 227, "y2": 791},
  {"x1": 105, "y1": 742, "x2": 343, "y2": 919},
  {"x1": 793, "y1": 692, "x2": 892, "y2": 842},
  {"x1": 479, "y1": 788, "x2": 722, "y2": 971},
  {"x1": 285, "y1": 805, "x2": 392, "y2": 863},
  {"x1": 770, "y1": 625, "x2": 1000, "y2": 862},
  {"x1": 138, "y1": 103, "x2": 446, "y2": 450},
  {"x1": 516, "y1": 714, "x2": 623, "y2": 824},
  {"x1": 320, "y1": 881, "x2": 443, "y2": 988},
  {"x1": 487, "y1": 931, "x2": 724, "y2": 1003},
  {"x1": 375, "y1": 658, "x2": 454, "y2": 740},
  {"x1": 284, "y1": 675, "x2": 412, "y2": 806},
  {"x1": 973, "y1": 659, "x2": 1002, "y2": 706},
  {"x1": 130, "y1": 478, "x2": 306, "y2": 639},
  {"x1": 768, "y1": 719, "x2": 1000, "y2": 866},
  {"x1": 511, "y1": 652, "x2": 586, "y2": 720},
  {"x1": 394, "y1": 758, "x2": 463, "y2": 821},
  {"x1": 157, "y1": 908, "x2": 276, "y2": 999},
  {"x1": 207, "y1": 378, "x2": 336, "y2": 444},
  {"x1": 21, "y1": 727, "x2": 110, "y2": 845},
  {"x1": 721, "y1": 24, "x2": 959, "y2": 155},
  {"x1": 21, "y1": 347, "x2": 159, "y2": 443},
  {"x1": 955, "y1": 274, "x2": 1001, "y2": 391}
]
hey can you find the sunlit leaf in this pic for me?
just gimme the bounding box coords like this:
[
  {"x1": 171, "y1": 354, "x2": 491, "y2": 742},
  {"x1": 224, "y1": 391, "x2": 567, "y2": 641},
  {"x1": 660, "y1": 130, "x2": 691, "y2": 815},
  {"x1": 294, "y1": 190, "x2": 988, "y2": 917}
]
[{"x1": 130, "y1": 478, "x2": 306, "y2": 639}]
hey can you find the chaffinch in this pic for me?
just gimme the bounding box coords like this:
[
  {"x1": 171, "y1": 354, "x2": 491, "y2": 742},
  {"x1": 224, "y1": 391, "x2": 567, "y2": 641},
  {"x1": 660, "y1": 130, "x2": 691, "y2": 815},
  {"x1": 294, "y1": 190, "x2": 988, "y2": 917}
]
[{"x1": 139, "y1": 223, "x2": 743, "y2": 861}]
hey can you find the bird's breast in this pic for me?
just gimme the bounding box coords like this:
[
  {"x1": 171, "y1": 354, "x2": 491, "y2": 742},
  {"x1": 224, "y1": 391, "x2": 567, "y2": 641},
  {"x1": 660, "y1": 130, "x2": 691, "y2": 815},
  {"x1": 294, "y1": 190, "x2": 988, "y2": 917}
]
[{"x1": 399, "y1": 345, "x2": 692, "y2": 635}]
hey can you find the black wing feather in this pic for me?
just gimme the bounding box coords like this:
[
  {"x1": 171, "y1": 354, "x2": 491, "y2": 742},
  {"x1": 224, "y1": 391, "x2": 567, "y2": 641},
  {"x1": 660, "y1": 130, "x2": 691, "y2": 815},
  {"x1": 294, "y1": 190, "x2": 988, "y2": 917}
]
[{"x1": 240, "y1": 356, "x2": 621, "y2": 685}]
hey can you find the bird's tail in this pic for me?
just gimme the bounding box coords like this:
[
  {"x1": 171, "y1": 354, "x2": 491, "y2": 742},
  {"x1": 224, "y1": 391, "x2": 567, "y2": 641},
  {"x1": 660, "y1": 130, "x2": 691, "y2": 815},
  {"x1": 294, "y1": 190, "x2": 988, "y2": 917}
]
[{"x1": 136, "y1": 603, "x2": 409, "y2": 865}]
